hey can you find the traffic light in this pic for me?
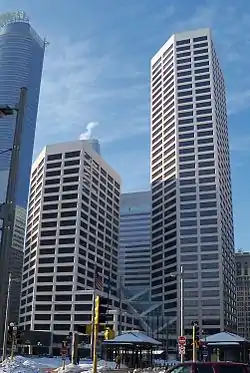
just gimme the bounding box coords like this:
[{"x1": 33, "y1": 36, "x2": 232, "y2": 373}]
[
  {"x1": 0, "y1": 106, "x2": 14, "y2": 116},
  {"x1": 94, "y1": 296, "x2": 112, "y2": 324},
  {"x1": 192, "y1": 321, "x2": 200, "y2": 348},
  {"x1": 99, "y1": 297, "x2": 108, "y2": 324},
  {"x1": 104, "y1": 327, "x2": 114, "y2": 340},
  {"x1": 75, "y1": 324, "x2": 92, "y2": 335}
]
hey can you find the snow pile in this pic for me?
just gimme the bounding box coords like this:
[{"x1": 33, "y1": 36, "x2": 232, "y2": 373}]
[
  {"x1": 0, "y1": 355, "x2": 38, "y2": 373},
  {"x1": 55, "y1": 359, "x2": 127, "y2": 373},
  {"x1": 0, "y1": 355, "x2": 63, "y2": 373}
]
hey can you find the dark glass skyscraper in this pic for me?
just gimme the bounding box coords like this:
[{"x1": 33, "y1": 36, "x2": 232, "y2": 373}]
[{"x1": 0, "y1": 11, "x2": 45, "y2": 208}]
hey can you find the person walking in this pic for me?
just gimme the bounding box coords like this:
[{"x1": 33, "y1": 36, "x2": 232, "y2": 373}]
[{"x1": 115, "y1": 354, "x2": 121, "y2": 369}]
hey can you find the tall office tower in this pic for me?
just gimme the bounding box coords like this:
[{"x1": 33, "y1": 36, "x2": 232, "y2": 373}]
[
  {"x1": 87, "y1": 139, "x2": 101, "y2": 155},
  {"x1": 12, "y1": 206, "x2": 26, "y2": 251},
  {"x1": 119, "y1": 191, "x2": 151, "y2": 297},
  {"x1": 0, "y1": 11, "x2": 46, "y2": 208},
  {"x1": 19, "y1": 140, "x2": 121, "y2": 335},
  {"x1": 150, "y1": 29, "x2": 236, "y2": 345},
  {"x1": 236, "y1": 251, "x2": 250, "y2": 340}
]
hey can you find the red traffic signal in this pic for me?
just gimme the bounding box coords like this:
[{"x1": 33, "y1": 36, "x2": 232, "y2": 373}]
[{"x1": 0, "y1": 106, "x2": 14, "y2": 116}]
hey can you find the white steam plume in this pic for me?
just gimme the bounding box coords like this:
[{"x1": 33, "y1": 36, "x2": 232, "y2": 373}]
[{"x1": 79, "y1": 122, "x2": 99, "y2": 140}]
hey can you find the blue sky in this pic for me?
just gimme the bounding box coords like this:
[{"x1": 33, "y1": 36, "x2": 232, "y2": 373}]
[{"x1": 1, "y1": 0, "x2": 250, "y2": 250}]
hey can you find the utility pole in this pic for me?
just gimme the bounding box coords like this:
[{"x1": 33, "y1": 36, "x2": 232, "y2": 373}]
[{"x1": 0, "y1": 87, "x2": 27, "y2": 341}]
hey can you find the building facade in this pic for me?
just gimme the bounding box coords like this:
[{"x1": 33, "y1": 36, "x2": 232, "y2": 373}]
[
  {"x1": 119, "y1": 191, "x2": 151, "y2": 297},
  {"x1": 150, "y1": 28, "x2": 236, "y2": 344},
  {"x1": 236, "y1": 251, "x2": 250, "y2": 340},
  {"x1": 7, "y1": 206, "x2": 26, "y2": 323},
  {"x1": 12, "y1": 206, "x2": 26, "y2": 251},
  {"x1": 0, "y1": 11, "x2": 45, "y2": 208},
  {"x1": 19, "y1": 140, "x2": 143, "y2": 342}
]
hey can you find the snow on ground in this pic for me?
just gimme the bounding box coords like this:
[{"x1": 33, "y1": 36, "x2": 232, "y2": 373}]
[
  {"x1": 0, "y1": 355, "x2": 178, "y2": 373},
  {"x1": 0, "y1": 356, "x2": 127, "y2": 373},
  {"x1": 0, "y1": 355, "x2": 65, "y2": 373},
  {"x1": 55, "y1": 359, "x2": 127, "y2": 373}
]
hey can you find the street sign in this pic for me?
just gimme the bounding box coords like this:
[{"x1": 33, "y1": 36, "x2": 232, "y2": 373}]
[
  {"x1": 179, "y1": 346, "x2": 185, "y2": 355},
  {"x1": 178, "y1": 336, "x2": 186, "y2": 346},
  {"x1": 60, "y1": 347, "x2": 68, "y2": 356}
]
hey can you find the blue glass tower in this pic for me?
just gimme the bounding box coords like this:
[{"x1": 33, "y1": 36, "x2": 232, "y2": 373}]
[
  {"x1": 0, "y1": 11, "x2": 45, "y2": 208},
  {"x1": 87, "y1": 139, "x2": 101, "y2": 155}
]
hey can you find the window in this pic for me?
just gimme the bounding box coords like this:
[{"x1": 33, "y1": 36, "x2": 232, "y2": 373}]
[
  {"x1": 177, "y1": 58, "x2": 192, "y2": 65},
  {"x1": 196, "y1": 95, "x2": 211, "y2": 101},
  {"x1": 47, "y1": 153, "x2": 62, "y2": 161},
  {"x1": 44, "y1": 195, "x2": 59, "y2": 202},
  {"x1": 193, "y1": 42, "x2": 208, "y2": 49},
  {"x1": 64, "y1": 168, "x2": 79, "y2": 175},
  {"x1": 195, "y1": 81, "x2": 210, "y2": 88},
  {"x1": 195, "y1": 74, "x2": 210, "y2": 81},
  {"x1": 65, "y1": 151, "x2": 80, "y2": 158},
  {"x1": 194, "y1": 48, "x2": 208, "y2": 55},
  {"x1": 196, "y1": 88, "x2": 210, "y2": 95},
  {"x1": 200, "y1": 201, "x2": 216, "y2": 209},
  {"x1": 63, "y1": 184, "x2": 78, "y2": 192},
  {"x1": 178, "y1": 84, "x2": 192, "y2": 91},
  {"x1": 176, "y1": 46, "x2": 191, "y2": 52},
  {"x1": 177, "y1": 71, "x2": 191, "y2": 77},
  {"x1": 194, "y1": 55, "x2": 208, "y2": 62},
  {"x1": 64, "y1": 159, "x2": 80, "y2": 166},
  {"x1": 55, "y1": 304, "x2": 72, "y2": 311},
  {"x1": 195, "y1": 67, "x2": 210, "y2": 74},
  {"x1": 193, "y1": 36, "x2": 207, "y2": 42},
  {"x1": 176, "y1": 39, "x2": 190, "y2": 46},
  {"x1": 46, "y1": 162, "x2": 61, "y2": 169},
  {"x1": 180, "y1": 211, "x2": 196, "y2": 219},
  {"x1": 63, "y1": 176, "x2": 79, "y2": 184},
  {"x1": 178, "y1": 104, "x2": 193, "y2": 111},
  {"x1": 178, "y1": 90, "x2": 192, "y2": 97},
  {"x1": 177, "y1": 77, "x2": 192, "y2": 84},
  {"x1": 44, "y1": 187, "x2": 60, "y2": 194},
  {"x1": 45, "y1": 178, "x2": 60, "y2": 185},
  {"x1": 46, "y1": 170, "x2": 61, "y2": 177},
  {"x1": 179, "y1": 111, "x2": 193, "y2": 117},
  {"x1": 178, "y1": 97, "x2": 193, "y2": 104}
]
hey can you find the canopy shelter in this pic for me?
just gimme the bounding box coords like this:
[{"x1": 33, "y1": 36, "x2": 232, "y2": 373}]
[
  {"x1": 103, "y1": 330, "x2": 161, "y2": 346},
  {"x1": 102, "y1": 330, "x2": 161, "y2": 368},
  {"x1": 202, "y1": 331, "x2": 248, "y2": 345},
  {"x1": 201, "y1": 332, "x2": 250, "y2": 363}
]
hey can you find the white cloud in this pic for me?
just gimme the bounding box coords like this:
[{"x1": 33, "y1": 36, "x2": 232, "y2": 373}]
[
  {"x1": 35, "y1": 36, "x2": 148, "y2": 153},
  {"x1": 79, "y1": 122, "x2": 99, "y2": 140},
  {"x1": 33, "y1": 1, "x2": 250, "y2": 159}
]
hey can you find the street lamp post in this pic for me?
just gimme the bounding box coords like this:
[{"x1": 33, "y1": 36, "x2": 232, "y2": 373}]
[
  {"x1": 171, "y1": 266, "x2": 185, "y2": 363},
  {"x1": 0, "y1": 87, "x2": 27, "y2": 341},
  {"x1": 180, "y1": 265, "x2": 184, "y2": 363},
  {"x1": 10, "y1": 323, "x2": 17, "y2": 362},
  {"x1": 2, "y1": 273, "x2": 21, "y2": 361},
  {"x1": 2, "y1": 273, "x2": 12, "y2": 361}
]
